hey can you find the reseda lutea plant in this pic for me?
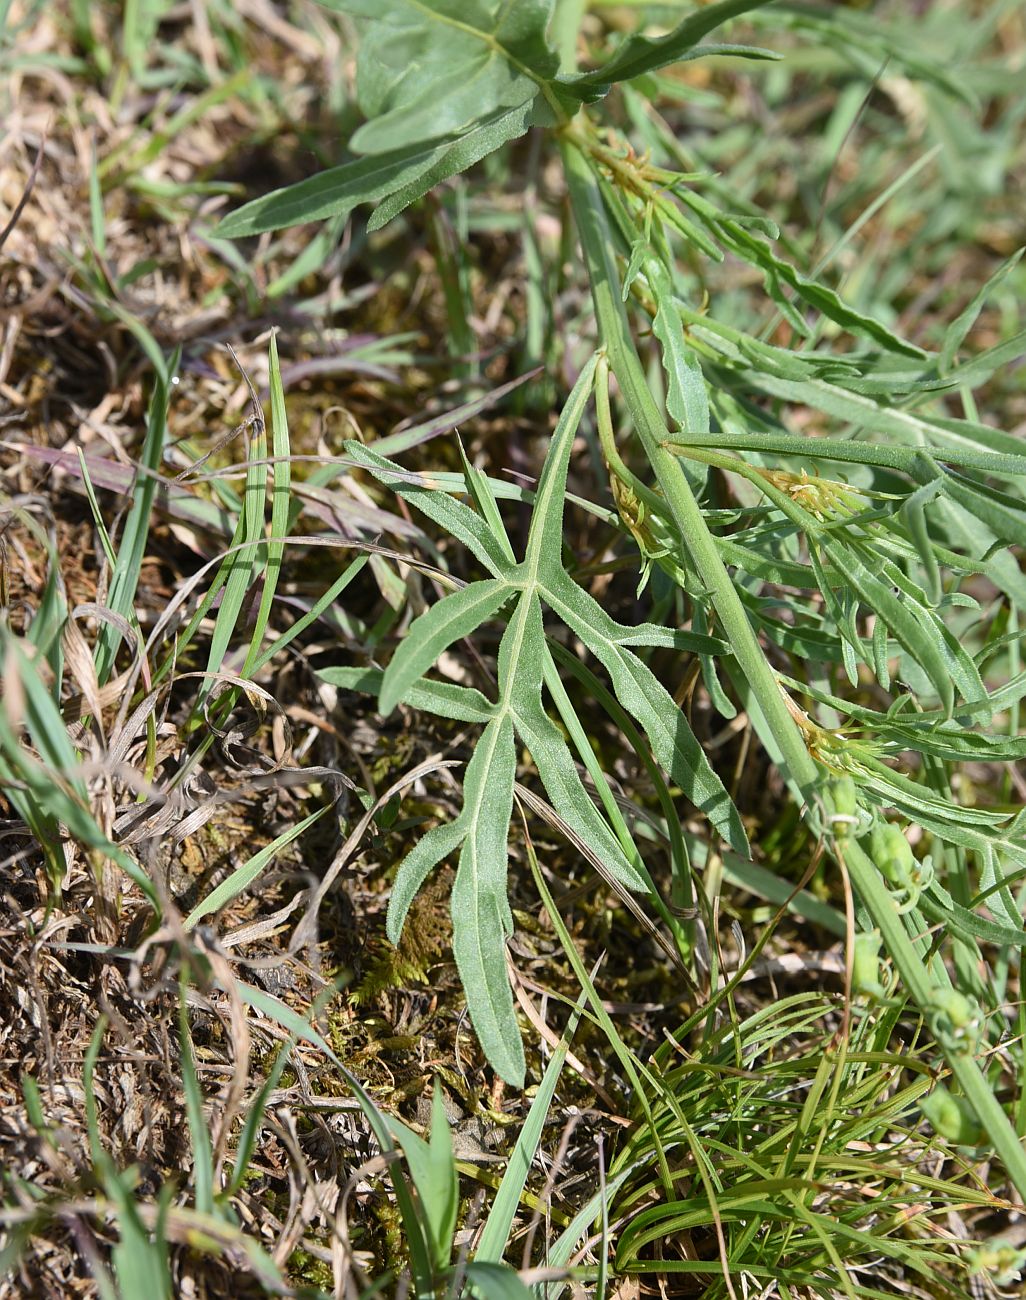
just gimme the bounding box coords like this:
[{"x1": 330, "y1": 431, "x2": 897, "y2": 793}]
[{"x1": 219, "y1": 0, "x2": 1026, "y2": 1196}]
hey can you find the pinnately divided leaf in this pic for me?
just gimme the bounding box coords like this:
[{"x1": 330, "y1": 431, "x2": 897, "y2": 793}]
[
  {"x1": 511, "y1": 689, "x2": 647, "y2": 893},
  {"x1": 219, "y1": 0, "x2": 561, "y2": 241},
  {"x1": 387, "y1": 817, "x2": 468, "y2": 946},
  {"x1": 346, "y1": 440, "x2": 515, "y2": 575},
  {"x1": 549, "y1": 572, "x2": 749, "y2": 853},
  {"x1": 317, "y1": 666, "x2": 496, "y2": 724},
  {"x1": 364, "y1": 352, "x2": 752, "y2": 1079}
]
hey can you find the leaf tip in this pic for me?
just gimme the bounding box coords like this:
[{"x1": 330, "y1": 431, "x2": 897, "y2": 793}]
[{"x1": 378, "y1": 684, "x2": 400, "y2": 718}]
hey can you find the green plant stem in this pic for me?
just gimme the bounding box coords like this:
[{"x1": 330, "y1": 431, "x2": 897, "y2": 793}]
[
  {"x1": 562, "y1": 133, "x2": 817, "y2": 803},
  {"x1": 841, "y1": 840, "x2": 1026, "y2": 1196},
  {"x1": 562, "y1": 128, "x2": 1026, "y2": 1202}
]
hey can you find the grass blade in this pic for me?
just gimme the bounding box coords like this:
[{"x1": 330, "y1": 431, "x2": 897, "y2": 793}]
[
  {"x1": 476, "y1": 989, "x2": 586, "y2": 1261},
  {"x1": 183, "y1": 805, "x2": 329, "y2": 930}
]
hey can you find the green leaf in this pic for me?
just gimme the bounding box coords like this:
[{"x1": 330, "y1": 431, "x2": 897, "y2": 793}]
[
  {"x1": 236, "y1": 981, "x2": 437, "y2": 1287},
  {"x1": 242, "y1": 333, "x2": 292, "y2": 679},
  {"x1": 450, "y1": 712, "x2": 524, "y2": 1085},
  {"x1": 455, "y1": 434, "x2": 518, "y2": 564},
  {"x1": 476, "y1": 990, "x2": 584, "y2": 1262},
  {"x1": 463, "y1": 1260, "x2": 535, "y2": 1300},
  {"x1": 652, "y1": 287, "x2": 710, "y2": 435},
  {"x1": 380, "y1": 578, "x2": 510, "y2": 716},
  {"x1": 513, "y1": 693, "x2": 646, "y2": 891},
  {"x1": 716, "y1": 216, "x2": 926, "y2": 358},
  {"x1": 317, "y1": 665, "x2": 497, "y2": 724},
  {"x1": 3, "y1": 636, "x2": 86, "y2": 798},
  {"x1": 183, "y1": 805, "x2": 330, "y2": 931},
  {"x1": 923, "y1": 466, "x2": 1026, "y2": 552},
  {"x1": 367, "y1": 101, "x2": 539, "y2": 231},
  {"x1": 539, "y1": 1169, "x2": 636, "y2": 1300},
  {"x1": 95, "y1": 365, "x2": 173, "y2": 684},
  {"x1": 559, "y1": 0, "x2": 776, "y2": 99},
  {"x1": 0, "y1": 634, "x2": 159, "y2": 905},
  {"x1": 109, "y1": 1195, "x2": 171, "y2": 1300},
  {"x1": 509, "y1": 601, "x2": 646, "y2": 892},
  {"x1": 545, "y1": 572, "x2": 749, "y2": 854},
  {"x1": 228, "y1": 1044, "x2": 292, "y2": 1197},
  {"x1": 940, "y1": 326, "x2": 1026, "y2": 390},
  {"x1": 920, "y1": 892, "x2": 1026, "y2": 949},
  {"x1": 822, "y1": 538, "x2": 967, "y2": 716},
  {"x1": 216, "y1": 140, "x2": 449, "y2": 238},
  {"x1": 523, "y1": 351, "x2": 601, "y2": 570},
  {"x1": 613, "y1": 623, "x2": 727, "y2": 655},
  {"x1": 939, "y1": 249, "x2": 1023, "y2": 372},
  {"x1": 178, "y1": 987, "x2": 215, "y2": 1218},
  {"x1": 198, "y1": 413, "x2": 268, "y2": 713},
  {"x1": 346, "y1": 440, "x2": 515, "y2": 576},
  {"x1": 323, "y1": 0, "x2": 559, "y2": 155},
  {"x1": 683, "y1": 423, "x2": 1026, "y2": 479},
  {"x1": 389, "y1": 1081, "x2": 458, "y2": 1273},
  {"x1": 977, "y1": 844, "x2": 1021, "y2": 933},
  {"x1": 718, "y1": 371, "x2": 1021, "y2": 467},
  {"x1": 387, "y1": 816, "x2": 468, "y2": 944}
]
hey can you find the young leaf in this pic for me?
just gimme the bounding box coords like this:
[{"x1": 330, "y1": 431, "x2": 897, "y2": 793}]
[
  {"x1": 653, "y1": 293, "x2": 710, "y2": 435},
  {"x1": 823, "y1": 538, "x2": 961, "y2": 716}
]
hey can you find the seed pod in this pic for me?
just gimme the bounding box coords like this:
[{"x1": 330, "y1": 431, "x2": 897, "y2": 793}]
[
  {"x1": 921, "y1": 1084, "x2": 982, "y2": 1144},
  {"x1": 828, "y1": 777, "x2": 859, "y2": 838},
  {"x1": 929, "y1": 987, "x2": 983, "y2": 1055},
  {"x1": 968, "y1": 1241, "x2": 1026, "y2": 1287},
  {"x1": 933, "y1": 988, "x2": 976, "y2": 1029},
  {"x1": 870, "y1": 821, "x2": 915, "y2": 886},
  {"x1": 852, "y1": 929, "x2": 885, "y2": 999}
]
